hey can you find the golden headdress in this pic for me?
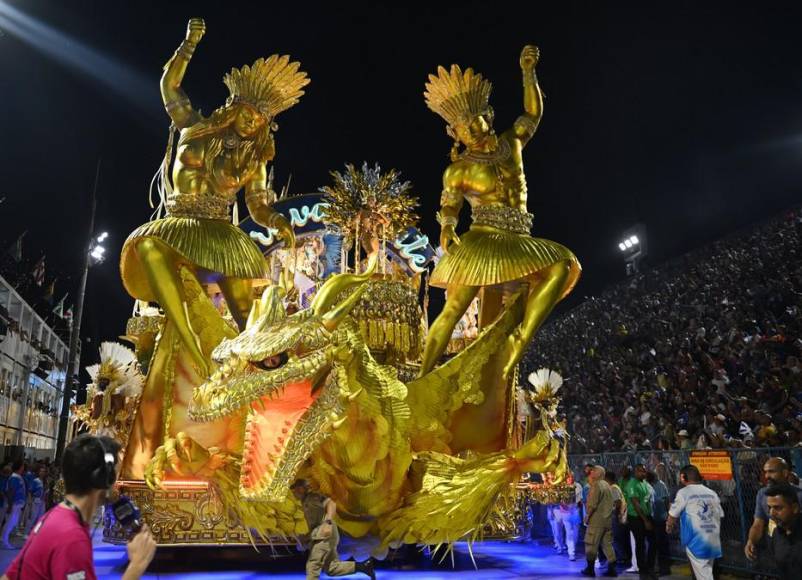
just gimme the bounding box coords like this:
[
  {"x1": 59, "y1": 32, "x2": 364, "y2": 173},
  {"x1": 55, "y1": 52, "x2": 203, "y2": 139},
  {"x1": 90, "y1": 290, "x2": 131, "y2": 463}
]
[
  {"x1": 224, "y1": 55, "x2": 310, "y2": 119},
  {"x1": 424, "y1": 64, "x2": 492, "y2": 128}
]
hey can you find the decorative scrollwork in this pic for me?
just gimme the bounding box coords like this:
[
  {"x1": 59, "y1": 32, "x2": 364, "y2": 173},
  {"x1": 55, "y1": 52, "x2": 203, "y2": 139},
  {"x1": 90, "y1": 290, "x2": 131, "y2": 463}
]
[{"x1": 147, "y1": 505, "x2": 195, "y2": 541}]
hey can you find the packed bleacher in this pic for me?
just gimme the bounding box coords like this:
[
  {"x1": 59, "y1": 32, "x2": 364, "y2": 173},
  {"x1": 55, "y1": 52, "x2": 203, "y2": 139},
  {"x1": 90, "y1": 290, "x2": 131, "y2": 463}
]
[{"x1": 523, "y1": 208, "x2": 802, "y2": 453}]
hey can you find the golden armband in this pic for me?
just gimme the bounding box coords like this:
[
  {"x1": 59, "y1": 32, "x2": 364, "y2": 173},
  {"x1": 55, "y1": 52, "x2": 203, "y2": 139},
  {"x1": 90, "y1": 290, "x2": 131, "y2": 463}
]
[
  {"x1": 515, "y1": 115, "x2": 538, "y2": 140},
  {"x1": 176, "y1": 40, "x2": 197, "y2": 60},
  {"x1": 245, "y1": 189, "x2": 269, "y2": 205},
  {"x1": 436, "y1": 212, "x2": 458, "y2": 228},
  {"x1": 165, "y1": 97, "x2": 191, "y2": 113},
  {"x1": 440, "y1": 188, "x2": 462, "y2": 207}
]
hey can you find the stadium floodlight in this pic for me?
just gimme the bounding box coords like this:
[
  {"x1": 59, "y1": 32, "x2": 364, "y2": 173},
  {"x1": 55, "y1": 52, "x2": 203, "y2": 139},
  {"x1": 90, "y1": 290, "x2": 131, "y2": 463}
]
[
  {"x1": 96, "y1": 231, "x2": 109, "y2": 242},
  {"x1": 89, "y1": 246, "x2": 105, "y2": 261},
  {"x1": 617, "y1": 224, "x2": 647, "y2": 276}
]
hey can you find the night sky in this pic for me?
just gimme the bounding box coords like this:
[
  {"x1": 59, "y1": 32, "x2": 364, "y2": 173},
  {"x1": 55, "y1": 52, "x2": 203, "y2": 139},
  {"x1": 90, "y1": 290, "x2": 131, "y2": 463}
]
[{"x1": 2, "y1": 1, "x2": 802, "y2": 374}]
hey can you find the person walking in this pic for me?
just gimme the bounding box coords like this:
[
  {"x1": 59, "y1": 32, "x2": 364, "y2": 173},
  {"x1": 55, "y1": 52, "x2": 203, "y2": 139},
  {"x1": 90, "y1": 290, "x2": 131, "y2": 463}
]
[
  {"x1": 604, "y1": 471, "x2": 629, "y2": 566},
  {"x1": 23, "y1": 467, "x2": 46, "y2": 537},
  {"x1": 745, "y1": 456, "x2": 802, "y2": 561},
  {"x1": 1, "y1": 461, "x2": 26, "y2": 549},
  {"x1": 647, "y1": 470, "x2": 671, "y2": 576},
  {"x1": 548, "y1": 503, "x2": 566, "y2": 554},
  {"x1": 290, "y1": 479, "x2": 375, "y2": 580},
  {"x1": 666, "y1": 465, "x2": 723, "y2": 580},
  {"x1": 554, "y1": 479, "x2": 583, "y2": 561},
  {"x1": 623, "y1": 464, "x2": 655, "y2": 577},
  {"x1": 581, "y1": 466, "x2": 617, "y2": 577},
  {"x1": 764, "y1": 483, "x2": 802, "y2": 576}
]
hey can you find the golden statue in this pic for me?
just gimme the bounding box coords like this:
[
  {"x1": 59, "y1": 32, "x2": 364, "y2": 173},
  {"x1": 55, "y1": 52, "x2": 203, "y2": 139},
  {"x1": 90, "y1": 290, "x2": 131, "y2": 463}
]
[
  {"x1": 420, "y1": 45, "x2": 581, "y2": 378},
  {"x1": 120, "y1": 18, "x2": 305, "y2": 376},
  {"x1": 118, "y1": 18, "x2": 308, "y2": 478}
]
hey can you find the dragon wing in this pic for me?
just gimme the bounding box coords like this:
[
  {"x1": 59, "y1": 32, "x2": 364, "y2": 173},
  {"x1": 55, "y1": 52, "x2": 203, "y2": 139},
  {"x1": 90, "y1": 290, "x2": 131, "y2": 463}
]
[{"x1": 405, "y1": 293, "x2": 521, "y2": 446}]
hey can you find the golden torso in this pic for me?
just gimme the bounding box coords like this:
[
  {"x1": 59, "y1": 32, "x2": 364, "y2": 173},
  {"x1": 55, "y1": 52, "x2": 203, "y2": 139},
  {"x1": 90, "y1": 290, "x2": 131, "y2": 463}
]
[
  {"x1": 445, "y1": 134, "x2": 528, "y2": 212},
  {"x1": 172, "y1": 133, "x2": 267, "y2": 199}
]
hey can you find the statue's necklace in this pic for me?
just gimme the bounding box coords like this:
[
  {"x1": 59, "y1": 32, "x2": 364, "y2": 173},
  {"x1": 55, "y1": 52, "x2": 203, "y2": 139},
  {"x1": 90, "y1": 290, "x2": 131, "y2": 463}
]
[
  {"x1": 223, "y1": 132, "x2": 241, "y2": 150},
  {"x1": 458, "y1": 138, "x2": 511, "y2": 165}
]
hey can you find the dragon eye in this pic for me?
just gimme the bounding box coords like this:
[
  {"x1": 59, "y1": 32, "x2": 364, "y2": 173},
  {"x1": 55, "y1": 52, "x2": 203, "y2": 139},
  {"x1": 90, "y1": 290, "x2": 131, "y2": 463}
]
[{"x1": 253, "y1": 352, "x2": 289, "y2": 371}]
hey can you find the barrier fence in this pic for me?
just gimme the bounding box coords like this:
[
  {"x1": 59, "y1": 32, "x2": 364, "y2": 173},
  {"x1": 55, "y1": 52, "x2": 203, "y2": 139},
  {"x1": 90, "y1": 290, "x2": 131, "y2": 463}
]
[{"x1": 566, "y1": 448, "x2": 802, "y2": 577}]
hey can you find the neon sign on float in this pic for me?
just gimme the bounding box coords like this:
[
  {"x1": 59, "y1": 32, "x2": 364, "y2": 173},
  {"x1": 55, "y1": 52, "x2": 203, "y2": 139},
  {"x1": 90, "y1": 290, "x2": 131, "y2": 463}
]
[{"x1": 249, "y1": 201, "x2": 431, "y2": 273}]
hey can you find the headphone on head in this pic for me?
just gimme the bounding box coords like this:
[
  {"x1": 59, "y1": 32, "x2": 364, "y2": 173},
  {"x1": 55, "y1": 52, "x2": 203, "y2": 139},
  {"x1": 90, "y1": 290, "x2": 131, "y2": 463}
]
[{"x1": 89, "y1": 437, "x2": 117, "y2": 490}]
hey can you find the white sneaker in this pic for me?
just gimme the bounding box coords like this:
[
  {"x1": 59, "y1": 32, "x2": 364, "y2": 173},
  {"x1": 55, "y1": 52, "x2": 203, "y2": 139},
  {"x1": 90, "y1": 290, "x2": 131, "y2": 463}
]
[
  {"x1": 625, "y1": 566, "x2": 639, "y2": 573},
  {"x1": 569, "y1": 555, "x2": 576, "y2": 561}
]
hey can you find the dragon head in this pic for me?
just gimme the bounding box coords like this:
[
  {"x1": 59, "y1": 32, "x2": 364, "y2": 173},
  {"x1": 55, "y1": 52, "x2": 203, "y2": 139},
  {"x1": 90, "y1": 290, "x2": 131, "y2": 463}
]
[{"x1": 188, "y1": 260, "x2": 377, "y2": 501}]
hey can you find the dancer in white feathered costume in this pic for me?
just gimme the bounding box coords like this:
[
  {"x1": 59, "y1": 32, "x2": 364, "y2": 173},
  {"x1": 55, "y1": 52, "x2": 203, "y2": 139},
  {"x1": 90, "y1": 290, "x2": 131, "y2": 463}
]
[{"x1": 73, "y1": 342, "x2": 144, "y2": 445}]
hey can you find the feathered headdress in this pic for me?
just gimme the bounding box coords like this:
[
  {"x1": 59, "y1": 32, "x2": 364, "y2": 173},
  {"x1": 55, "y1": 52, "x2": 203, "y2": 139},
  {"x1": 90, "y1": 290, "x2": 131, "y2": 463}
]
[
  {"x1": 424, "y1": 64, "x2": 492, "y2": 128},
  {"x1": 224, "y1": 55, "x2": 310, "y2": 119},
  {"x1": 526, "y1": 368, "x2": 564, "y2": 406},
  {"x1": 85, "y1": 342, "x2": 144, "y2": 398}
]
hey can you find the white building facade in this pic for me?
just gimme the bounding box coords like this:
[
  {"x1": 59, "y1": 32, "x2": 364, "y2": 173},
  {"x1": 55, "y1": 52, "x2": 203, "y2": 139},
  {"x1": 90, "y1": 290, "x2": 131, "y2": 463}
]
[{"x1": 0, "y1": 275, "x2": 68, "y2": 459}]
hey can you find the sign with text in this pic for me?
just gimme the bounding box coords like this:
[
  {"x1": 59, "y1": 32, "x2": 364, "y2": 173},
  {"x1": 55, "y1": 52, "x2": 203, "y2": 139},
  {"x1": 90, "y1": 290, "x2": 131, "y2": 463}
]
[
  {"x1": 241, "y1": 192, "x2": 435, "y2": 273},
  {"x1": 690, "y1": 451, "x2": 733, "y2": 480}
]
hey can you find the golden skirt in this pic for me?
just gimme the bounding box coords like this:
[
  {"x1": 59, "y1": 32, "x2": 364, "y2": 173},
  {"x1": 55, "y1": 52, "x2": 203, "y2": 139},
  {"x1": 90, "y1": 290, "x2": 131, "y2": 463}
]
[
  {"x1": 121, "y1": 217, "x2": 267, "y2": 301},
  {"x1": 430, "y1": 225, "x2": 581, "y2": 297}
]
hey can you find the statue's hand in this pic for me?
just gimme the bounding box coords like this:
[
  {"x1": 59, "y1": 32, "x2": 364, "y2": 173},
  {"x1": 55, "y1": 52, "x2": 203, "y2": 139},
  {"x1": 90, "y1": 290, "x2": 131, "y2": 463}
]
[
  {"x1": 185, "y1": 17, "x2": 206, "y2": 44},
  {"x1": 520, "y1": 45, "x2": 540, "y2": 70},
  {"x1": 145, "y1": 432, "x2": 231, "y2": 489},
  {"x1": 276, "y1": 220, "x2": 296, "y2": 250},
  {"x1": 440, "y1": 225, "x2": 461, "y2": 255}
]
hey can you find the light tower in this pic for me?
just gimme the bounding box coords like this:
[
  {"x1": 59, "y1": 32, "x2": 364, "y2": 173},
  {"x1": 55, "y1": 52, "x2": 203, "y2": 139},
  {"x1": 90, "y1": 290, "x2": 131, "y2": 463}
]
[{"x1": 617, "y1": 224, "x2": 647, "y2": 276}]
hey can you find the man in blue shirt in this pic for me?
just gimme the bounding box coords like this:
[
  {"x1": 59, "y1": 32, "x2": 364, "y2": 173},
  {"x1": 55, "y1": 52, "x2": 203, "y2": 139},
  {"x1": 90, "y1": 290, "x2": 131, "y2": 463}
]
[
  {"x1": 648, "y1": 469, "x2": 672, "y2": 575},
  {"x1": 1, "y1": 460, "x2": 26, "y2": 549},
  {"x1": 23, "y1": 467, "x2": 46, "y2": 536}
]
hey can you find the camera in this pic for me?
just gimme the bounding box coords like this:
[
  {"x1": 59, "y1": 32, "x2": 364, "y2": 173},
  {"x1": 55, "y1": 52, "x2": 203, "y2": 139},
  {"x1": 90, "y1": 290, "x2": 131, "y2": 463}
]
[{"x1": 109, "y1": 494, "x2": 143, "y2": 536}]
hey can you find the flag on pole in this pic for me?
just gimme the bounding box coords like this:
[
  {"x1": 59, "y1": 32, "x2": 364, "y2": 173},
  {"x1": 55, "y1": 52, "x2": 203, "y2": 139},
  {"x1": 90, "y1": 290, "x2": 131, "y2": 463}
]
[
  {"x1": 5, "y1": 231, "x2": 26, "y2": 263},
  {"x1": 53, "y1": 293, "x2": 68, "y2": 318},
  {"x1": 31, "y1": 256, "x2": 45, "y2": 286},
  {"x1": 64, "y1": 305, "x2": 74, "y2": 329}
]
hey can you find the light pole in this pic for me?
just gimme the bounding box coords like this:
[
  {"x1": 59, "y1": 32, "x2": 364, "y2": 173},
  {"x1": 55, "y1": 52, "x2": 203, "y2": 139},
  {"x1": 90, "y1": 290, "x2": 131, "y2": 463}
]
[
  {"x1": 55, "y1": 160, "x2": 106, "y2": 462},
  {"x1": 617, "y1": 224, "x2": 647, "y2": 276}
]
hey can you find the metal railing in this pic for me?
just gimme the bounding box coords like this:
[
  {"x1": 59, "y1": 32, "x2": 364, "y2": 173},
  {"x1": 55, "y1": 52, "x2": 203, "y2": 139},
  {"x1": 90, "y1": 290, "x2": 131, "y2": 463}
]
[{"x1": 567, "y1": 448, "x2": 802, "y2": 577}]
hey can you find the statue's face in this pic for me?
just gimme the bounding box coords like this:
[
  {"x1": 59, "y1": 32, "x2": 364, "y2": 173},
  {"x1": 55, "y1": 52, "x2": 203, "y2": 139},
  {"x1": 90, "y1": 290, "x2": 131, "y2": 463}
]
[
  {"x1": 234, "y1": 104, "x2": 266, "y2": 138},
  {"x1": 455, "y1": 112, "x2": 496, "y2": 149}
]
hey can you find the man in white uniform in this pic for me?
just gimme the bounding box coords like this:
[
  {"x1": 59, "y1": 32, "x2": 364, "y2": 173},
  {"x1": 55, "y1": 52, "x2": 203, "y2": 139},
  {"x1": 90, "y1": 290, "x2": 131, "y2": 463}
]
[
  {"x1": 666, "y1": 465, "x2": 723, "y2": 580},
  {"x1": 553, "y1": 480, "x2": 584, "y2": 560}
]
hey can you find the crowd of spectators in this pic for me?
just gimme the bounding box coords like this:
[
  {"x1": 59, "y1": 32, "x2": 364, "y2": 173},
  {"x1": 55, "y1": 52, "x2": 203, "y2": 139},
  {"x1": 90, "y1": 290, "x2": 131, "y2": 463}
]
[{"x1": 524, "y1": 208, "x2": 802, "y2": 453}]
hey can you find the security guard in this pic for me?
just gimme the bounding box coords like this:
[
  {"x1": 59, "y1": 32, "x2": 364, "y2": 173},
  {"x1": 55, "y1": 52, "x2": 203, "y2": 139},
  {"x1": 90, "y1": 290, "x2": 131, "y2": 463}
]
[{"x1": 290, "y1": 479, "x2": 376, "y2": 580}]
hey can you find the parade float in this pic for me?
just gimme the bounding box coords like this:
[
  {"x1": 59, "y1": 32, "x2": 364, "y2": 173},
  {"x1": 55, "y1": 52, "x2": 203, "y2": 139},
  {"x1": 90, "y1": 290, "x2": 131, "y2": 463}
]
[{"x1": 70, "y1": 18, "x2": 583, "y2": 553}]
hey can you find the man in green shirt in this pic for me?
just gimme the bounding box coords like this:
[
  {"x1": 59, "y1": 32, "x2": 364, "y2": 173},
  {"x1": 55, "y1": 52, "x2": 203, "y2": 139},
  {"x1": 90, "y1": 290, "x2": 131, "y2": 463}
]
[{"x1": 622, "y1": 464, "x2": 655, "y2": 577}]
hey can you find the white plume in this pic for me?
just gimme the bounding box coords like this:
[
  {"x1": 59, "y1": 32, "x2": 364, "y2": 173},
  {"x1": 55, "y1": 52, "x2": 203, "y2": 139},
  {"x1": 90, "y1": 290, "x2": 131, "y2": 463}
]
[{"x1": 527, "y1": 368, "x2": 563, "y2": 396}]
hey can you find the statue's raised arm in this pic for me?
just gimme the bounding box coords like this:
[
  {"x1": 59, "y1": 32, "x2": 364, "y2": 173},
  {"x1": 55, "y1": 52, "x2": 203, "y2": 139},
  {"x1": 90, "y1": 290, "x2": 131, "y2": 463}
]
[
  {"x1": 510, "y1": 45, "x2": 543, "y2": 147},
  {"x1": 160, "y1": 18, "x2": 205, "y2": 129}
]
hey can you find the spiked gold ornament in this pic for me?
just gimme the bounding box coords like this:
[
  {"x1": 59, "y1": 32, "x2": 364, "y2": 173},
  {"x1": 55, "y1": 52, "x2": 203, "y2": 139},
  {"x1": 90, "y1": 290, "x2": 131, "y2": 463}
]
[
  {"x1": 424, "y1": 64, "x2": 492, "y2": 128},
  {"x1": 320, "y1": 162, "x2": 418, "y2": 240},
  {"x1": 223, "y1": 55, "x2": 310, "y2": 119}
]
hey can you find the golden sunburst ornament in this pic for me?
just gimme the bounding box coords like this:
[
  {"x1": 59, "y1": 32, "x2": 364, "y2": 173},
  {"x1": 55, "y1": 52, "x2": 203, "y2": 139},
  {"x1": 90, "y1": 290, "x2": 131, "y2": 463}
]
[{"x1": 320, "y1": 162, "x2": 419, "y2": 240}]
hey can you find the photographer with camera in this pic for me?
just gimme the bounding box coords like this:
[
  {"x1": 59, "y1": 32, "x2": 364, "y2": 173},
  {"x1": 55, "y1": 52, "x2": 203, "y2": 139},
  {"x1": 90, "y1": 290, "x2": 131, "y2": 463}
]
[{"x1": 2, "y1": 435, "x2": 156, "y2": 580}]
